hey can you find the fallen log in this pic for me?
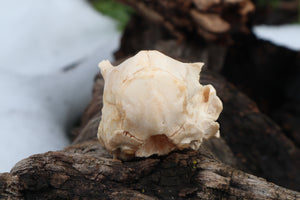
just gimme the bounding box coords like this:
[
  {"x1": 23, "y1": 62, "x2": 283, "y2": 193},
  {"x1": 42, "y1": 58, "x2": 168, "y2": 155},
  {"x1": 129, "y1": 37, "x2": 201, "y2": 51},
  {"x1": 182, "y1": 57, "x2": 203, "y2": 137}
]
[
  {"x1": 1, "y1": 69, "x2": 299, "y2": 199},
  {"x1": 1, "y1": 139, "x2": 299, "y2": 200},
  {"x1": 115, "y1": 14, "x2": 300, "y2": 190},
  {"x1": 1, "y1": 70, "x2": 300, "y2": 199},
  {"x1": 1, "y1": 1, "x2": 299, "y2": 199}
]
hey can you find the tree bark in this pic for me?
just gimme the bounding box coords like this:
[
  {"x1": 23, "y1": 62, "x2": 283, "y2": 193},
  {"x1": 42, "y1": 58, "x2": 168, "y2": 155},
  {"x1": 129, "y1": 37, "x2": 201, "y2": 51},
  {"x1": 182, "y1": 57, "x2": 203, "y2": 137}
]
[
  {"x1": 1, "y1": 139, "x2": 299, "y2": 200},
  {"x1": 253, "y1": 0, "x2": 300, "y2": 25},
  {"x1": 116, "y1": 0, "x2": 255, "y2": 42},
  {"x1": 115, "y1": 13, "x2": 300, "y2": 152},
  {"x1": 1, "y1": 71, "x2": 299, "y2": 199}
]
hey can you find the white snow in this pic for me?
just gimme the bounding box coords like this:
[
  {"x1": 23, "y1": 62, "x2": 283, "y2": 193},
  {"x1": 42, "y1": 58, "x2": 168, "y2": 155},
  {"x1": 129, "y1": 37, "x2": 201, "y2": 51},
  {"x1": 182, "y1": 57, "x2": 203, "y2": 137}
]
[
  {"x1": 0, "y1": 0, "x2": 120, "y2": 172},
  {"x1": 254, "y1": 24, "x2": 300, "y2": 51}
]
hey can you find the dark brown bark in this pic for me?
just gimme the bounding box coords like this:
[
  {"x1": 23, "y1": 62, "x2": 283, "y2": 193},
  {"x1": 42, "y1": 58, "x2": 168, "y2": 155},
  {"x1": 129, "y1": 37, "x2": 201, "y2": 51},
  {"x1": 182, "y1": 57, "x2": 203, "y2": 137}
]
[
  {"x1": 1, "y1": 139, "x2": 299, "y2": 200},
  {"x1": 253, "y1": 0, "x2": 300, "y2": 25},
  {"x1": 115, "y1": 13, "x2": 300, "y2": 149},
  {"x1": 114, "y1": 13, "x2": 300, "y2": 190},
  {"x1": 116, "y1": 0, "x2": 255, "y2": 42},
  {"x1": 1, "y1": 70, "x2": 300, "y2": 199},
  {"x1": 221, "y1": 34, "x2": 300, "y2": 148}
]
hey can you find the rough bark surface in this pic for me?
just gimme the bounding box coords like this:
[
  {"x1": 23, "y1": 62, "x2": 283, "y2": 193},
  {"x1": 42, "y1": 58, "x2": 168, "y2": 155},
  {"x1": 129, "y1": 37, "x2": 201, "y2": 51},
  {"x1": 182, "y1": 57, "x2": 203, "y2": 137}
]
[
  {"x1": 222, "y1": 33, "x2": 300, "y2": 147},
  {"x1": 1, "y1": 71, "x2": 299, "y2": 199},
  {"x1": 116, "y1": 0, "x2": 255, "y2": 42},
  {"x1": 115, "y1": 14, "x2": 300, "y2": 152},
  {"x1": 253, "y1": 0, "x2": 300, "y2": 25},
  {"x1": 1, "y1": 139, "x2": 299, "y2": 200}
]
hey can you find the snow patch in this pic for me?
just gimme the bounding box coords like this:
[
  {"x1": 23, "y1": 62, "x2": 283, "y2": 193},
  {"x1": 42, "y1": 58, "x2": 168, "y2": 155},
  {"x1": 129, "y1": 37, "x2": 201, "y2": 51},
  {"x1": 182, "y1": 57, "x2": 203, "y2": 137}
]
[
  {"x1": 254, "y1": 24, "x2": 300, "y2": 51},
  {"x1": 0, "y1": 0, "x2": 120, "y2": 172}
]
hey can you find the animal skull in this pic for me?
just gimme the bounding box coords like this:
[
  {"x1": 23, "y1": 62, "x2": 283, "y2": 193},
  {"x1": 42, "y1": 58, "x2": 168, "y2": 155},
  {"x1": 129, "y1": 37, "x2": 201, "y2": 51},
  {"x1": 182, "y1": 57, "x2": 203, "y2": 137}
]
[{"x1": 98, "y1": 50, "x2": 222, "y2": 159}]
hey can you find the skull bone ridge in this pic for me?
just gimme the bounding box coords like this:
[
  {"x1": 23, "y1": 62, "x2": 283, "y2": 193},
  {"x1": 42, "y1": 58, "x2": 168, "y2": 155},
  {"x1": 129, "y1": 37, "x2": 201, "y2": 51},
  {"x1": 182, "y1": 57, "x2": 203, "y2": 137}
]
[{"x1": 98, "y1": 50, "x2": 223, "y2": 160}]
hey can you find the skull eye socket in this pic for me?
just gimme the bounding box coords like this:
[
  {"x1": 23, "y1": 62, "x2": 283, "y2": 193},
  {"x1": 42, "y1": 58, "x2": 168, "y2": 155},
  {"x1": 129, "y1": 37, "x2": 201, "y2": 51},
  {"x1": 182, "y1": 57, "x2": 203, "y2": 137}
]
[{"x1": 136, "y1": 134, "x2": 176, "y2": 157}]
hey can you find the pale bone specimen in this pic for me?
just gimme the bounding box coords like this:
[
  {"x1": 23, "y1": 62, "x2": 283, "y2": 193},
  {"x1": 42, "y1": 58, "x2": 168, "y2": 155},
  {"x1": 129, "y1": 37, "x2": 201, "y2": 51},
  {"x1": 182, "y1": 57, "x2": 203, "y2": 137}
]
[{"x1": 98, "y1": 50, "x2": 222, "y2": 159}]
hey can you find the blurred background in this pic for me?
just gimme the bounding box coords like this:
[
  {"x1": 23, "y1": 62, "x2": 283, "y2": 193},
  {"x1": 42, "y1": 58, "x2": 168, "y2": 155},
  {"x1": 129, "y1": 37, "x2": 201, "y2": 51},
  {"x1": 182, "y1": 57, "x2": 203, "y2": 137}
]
[
  {"x1": 0, "y1": 0, "x2": 122, "y2": 172},
  {"x1": 0, "y1": 0, "x2": 299, "y2": 173}
]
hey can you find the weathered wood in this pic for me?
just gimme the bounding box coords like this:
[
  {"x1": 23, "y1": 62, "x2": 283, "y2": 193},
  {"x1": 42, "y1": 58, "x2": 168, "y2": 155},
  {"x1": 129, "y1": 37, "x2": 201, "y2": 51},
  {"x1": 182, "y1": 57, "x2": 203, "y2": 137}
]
[
  {"x1": 1, "y1": 139, "x2": 299, "y2": 200},
  {"x1": 115, "y1": 15, "x2": 300, "y2": 190},
  {"x1": 0, "y1": 66, "x2": 299, "y2": 199},
  {"x1": 253, "y1": 0, "x2": 300, "y2": 25},
  {"x1": 222, "y1": 34, "x2": 300, "y2": 148},
  {"x1": 116, "y1": 0, "x2": 255, "y2": 42},
  {"x1": 114, "y1": 15, "x2": 229, "y2": 72},
  {"x1": 115, "y1": 6, "x2": 300, "y2": 148},
  {"x1": 1, "y1": 71, "x2": 300, "y2": 199}
]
